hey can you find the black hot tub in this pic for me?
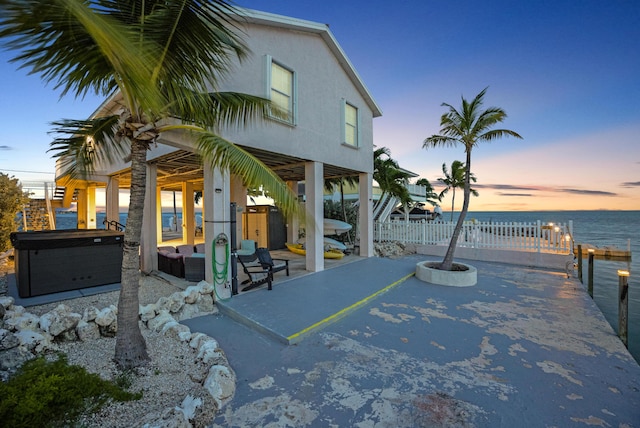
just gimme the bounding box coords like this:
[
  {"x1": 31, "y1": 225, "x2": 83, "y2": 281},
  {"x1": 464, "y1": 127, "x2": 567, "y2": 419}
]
[{"x1": 10, "y1": 229, "x2": 124, "y2": 298}]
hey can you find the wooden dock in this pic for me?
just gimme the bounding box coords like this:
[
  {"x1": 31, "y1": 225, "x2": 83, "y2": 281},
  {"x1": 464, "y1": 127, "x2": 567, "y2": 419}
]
[{"x1": 575, "y1": 243, "x2": 632, "y2": 261}]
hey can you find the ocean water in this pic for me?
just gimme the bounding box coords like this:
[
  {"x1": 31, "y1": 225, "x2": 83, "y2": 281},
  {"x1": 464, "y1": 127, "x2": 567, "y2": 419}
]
[{"x1": 55, "y1": 210, "x2": 639, "y2": 361}]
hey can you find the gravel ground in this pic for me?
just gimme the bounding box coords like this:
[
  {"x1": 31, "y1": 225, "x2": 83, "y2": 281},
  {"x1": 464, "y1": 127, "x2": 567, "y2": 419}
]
[{"x1": 0, "y1": 254, "x2": 221, "y2": 427}]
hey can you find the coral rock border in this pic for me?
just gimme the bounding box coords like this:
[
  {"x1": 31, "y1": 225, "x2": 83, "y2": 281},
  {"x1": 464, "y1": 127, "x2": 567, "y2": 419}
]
[{"x1": 0, "y1": 280, "x2": 235, "y2": 426}]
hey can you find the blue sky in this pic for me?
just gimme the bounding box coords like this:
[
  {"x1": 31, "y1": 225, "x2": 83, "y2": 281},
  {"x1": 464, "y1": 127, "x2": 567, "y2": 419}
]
[{"x1": 1, "y1": 0, "x2": 638, "y2": 210}]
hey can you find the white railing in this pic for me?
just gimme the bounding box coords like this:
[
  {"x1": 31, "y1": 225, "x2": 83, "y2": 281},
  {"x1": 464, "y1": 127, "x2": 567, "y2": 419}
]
[
  {"x1": 20, "y1": 181, "x2": 57, "y2": 199},
  {"x1": 374, "y1": 220, "x2": 574, "y2": 254}
]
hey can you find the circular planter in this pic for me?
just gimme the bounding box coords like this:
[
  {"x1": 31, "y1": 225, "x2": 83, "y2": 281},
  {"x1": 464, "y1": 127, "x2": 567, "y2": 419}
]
[{"x1": 415, "y1": 261, "x2": 477, "y2": 287}]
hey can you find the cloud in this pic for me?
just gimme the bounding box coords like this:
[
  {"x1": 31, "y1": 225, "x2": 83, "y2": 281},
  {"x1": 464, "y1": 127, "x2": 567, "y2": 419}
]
[
  {"x1": 497, "y1": 192, "x2": 534, "y2": 197},
  {"x1": 474, "y1": 183, "x2": 618, "y2": 197},
  {"x1": 0, "y1": 145, "x2": 13, "y2": 150},
  {"x1": 557, "y1": 188, "x2": 617, "y2": 196},
  {"x1": 621, "y1": 181, "x2": 640, "y2": 187},
  {"x1": 475, "y1": 184, "x2": 544, "y2": 191}
]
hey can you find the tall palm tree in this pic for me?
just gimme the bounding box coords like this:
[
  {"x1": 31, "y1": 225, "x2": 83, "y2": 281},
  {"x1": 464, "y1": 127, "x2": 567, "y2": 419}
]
[
  {"x1": 438, "y1": 160, "x2": 478, "y2": 221},
  {"x1": 0, "y1": 0, "x2": 298, "y2": 369},
  {"x1": 373, "y1": 147, "x2": 411, "y2": 209},
  {"x1": 423, "y1": 88, "x2": 522, "y2": 271}
]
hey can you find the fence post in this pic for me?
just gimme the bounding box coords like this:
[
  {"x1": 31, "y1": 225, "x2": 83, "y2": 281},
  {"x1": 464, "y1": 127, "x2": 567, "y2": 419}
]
[
  {"x1": 587, "y1": 249, "x2": 595, "y2": 298},
  {"x1": 577, "y1": 244, "x2": 583, "y2": 283},
  {"x1": 618, "y1": 270, "x2": 630, "y2": 348}
]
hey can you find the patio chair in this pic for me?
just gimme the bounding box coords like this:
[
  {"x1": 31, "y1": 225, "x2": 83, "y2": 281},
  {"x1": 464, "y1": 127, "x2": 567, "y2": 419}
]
[
  {"x1": 176, "y1": 244, "x2": 196, "y2": 257},
  {"x1": 256, "y1": 247, "x2": 289, "y2": 281},
  {"x1": 236, "y1": 240, "x2": 256, "y2": 257},
  {"x1": 157, "y1": 246, "x2": 184, "y2": 277},
  {"x1": 238, "y1": 253, "x2": 272, "y2": 291},
  {"x1": 184, "y1": 253, "x2": 205, "y2": 282}
]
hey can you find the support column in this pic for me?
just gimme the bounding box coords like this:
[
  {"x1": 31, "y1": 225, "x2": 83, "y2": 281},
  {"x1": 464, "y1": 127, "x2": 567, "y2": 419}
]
[
  {"x1": 140, "y1": 164, "x2": 158, "y2": 273},
  {"x1": 76, "y1": 188, "x2": 88, "y2": 229},
  {"x1": 359, "y1": 172, "x2": 373, "y2": 257},
  {"x1": 203, "y1": 164, "x2": 231, "y2": 284},
  {"x1": 305, "y1": 161, "x2": 324, "y2": 272},
  {"x1": 182, "y1": 181, "x2": 195, "y2": 245},
  {"x1": 286, "y1": 180, "x2": 300, "y2": 244},
  {"x1": 86, "y1": 185, "x2": 97, "y2": 229},
  {"x1": 106, "y1": 177, "x2": 120, "y2": 226},
  {"x1": 230, "y1": 174, "x2": 246, "y2": 244},
  {"x1": 156, "y1": 186, "x2": 162, "y2": 243}
]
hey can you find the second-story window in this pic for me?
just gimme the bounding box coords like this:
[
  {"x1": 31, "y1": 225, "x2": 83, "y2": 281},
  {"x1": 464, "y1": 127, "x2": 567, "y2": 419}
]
[
  {"x1": 266, "y1": 56, "x2": 296, "y2": 125},
  {"x1": 343, "y1": 101, "x2": 359, "y2": 147}
]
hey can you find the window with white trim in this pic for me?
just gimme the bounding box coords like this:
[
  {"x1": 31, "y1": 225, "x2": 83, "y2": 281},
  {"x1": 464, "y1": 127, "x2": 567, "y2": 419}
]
[
  {"x1": 266, "y1": 56, "x2": 296, "y2": 124},
  {"x1": 343, "y1": 101, "x2": 359, "y2": 147}
]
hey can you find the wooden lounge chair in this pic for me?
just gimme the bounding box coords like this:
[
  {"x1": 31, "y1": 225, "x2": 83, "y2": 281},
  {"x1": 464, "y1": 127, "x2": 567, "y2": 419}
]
[
  {"x1": 256, "y1": 247, "x2": 289, "y2": 281},
  {"x1": 238, "y1": 252, "x2": 272, "y2": 291}
]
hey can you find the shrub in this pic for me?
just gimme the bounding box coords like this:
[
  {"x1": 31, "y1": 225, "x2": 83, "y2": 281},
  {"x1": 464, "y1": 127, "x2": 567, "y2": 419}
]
[
  {"x1": 0, "y1": 173, "x2": 29, "y2": 253},
  {"x1": 0, "y1": 354, "x2": 142, "y2": 427}
]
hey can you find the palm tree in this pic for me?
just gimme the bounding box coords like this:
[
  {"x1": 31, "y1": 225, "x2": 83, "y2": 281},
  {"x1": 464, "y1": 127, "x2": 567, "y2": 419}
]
[
  {"x1": 373, "y1": 147, "x2": 411, "y2": 209},
  {"x1": 415, "y1": 177, "x2": 440, "y2": 208},
  {"x1": 423, "y1": 88, "x2": 522, "y2": 271},
  {"x1": 0, "y1": 0, "x2": 299, "y2": 369},
  {"x1": 438, "y1": 160, "x2": 478, "y2": 221},
  {"x1": 324, "y1": 175, "x2": 359, "y2": 242}
]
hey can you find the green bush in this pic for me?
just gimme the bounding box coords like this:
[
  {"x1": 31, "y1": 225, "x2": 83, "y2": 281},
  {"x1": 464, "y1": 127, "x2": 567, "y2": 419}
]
[
  {"x1": 0, "y1": 354, "x2": 142, "y2": 427},
  {"x1": 0, "y1": 173, "x2": 29, "y2": 253}
]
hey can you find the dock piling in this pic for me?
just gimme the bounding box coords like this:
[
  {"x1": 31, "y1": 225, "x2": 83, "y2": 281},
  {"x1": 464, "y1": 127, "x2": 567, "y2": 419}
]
[
  {"x1": 618, "y1": 270, "x2": 630, "y2": 348},
  {"x1": 588, "y1": 249, "x2": 595, "y2": 298},
  {"x1": 577, "y1": 244, "x2": 583, "y2": 283}
]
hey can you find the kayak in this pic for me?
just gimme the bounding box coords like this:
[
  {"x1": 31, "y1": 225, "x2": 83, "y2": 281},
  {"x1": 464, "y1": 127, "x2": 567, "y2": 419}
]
[
  {"x1": 285, "y1": 242, "x2": 345, "y2": 259},
  {"x1": 323, "y1": 218, "x2": 352, "y2": 236},
  {"x1": 297, "y1": 237, "x2": 347, "y2": 251}
]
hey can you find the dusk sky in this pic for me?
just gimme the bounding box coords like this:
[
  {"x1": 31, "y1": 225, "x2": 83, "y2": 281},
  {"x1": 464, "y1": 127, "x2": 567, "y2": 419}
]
[{"x1": 1, "y1": 0, "x2": 638, "y2": 212}]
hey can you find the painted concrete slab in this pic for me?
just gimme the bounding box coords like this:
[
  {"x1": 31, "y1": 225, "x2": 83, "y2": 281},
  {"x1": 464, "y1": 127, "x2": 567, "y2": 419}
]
[
  {"x1": 183, "y1": 255, "x2": 640, "y2": 427},
  {"x1": 216, "y1": 256, "x2": 415, "y2": 344}
]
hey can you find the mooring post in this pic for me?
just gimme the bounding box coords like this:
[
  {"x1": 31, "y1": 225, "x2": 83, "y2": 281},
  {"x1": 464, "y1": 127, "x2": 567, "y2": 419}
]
[
  {"x1": 618, "y1": 270, "x2": 630, "y2": 348},
  {"x1": 577, "y1": 244, "x2": 583, "y2": 283},
  {"x1": 587, "y1": 249, "x2": 595, "y2": 298}
]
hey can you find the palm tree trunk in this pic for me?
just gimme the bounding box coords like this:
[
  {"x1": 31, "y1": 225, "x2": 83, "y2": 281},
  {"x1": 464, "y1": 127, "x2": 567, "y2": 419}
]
[
  {"x1": 450, "y1": 189, "x2": 455, "y2": 222},
  {"x1": 440, "y1": 152, "x2": 472, "y2": 271},
  {"x1": 114, "y1": 139, "x2": 150, "y2": 369},
  {"x1": 339, "y1": 181, "x2": 352, "y2": 245}
]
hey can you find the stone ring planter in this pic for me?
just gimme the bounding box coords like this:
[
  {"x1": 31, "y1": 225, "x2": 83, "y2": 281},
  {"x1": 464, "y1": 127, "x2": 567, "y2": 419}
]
[{"x1": 415, "y1": 261, "x2": 477, "y2": 287}]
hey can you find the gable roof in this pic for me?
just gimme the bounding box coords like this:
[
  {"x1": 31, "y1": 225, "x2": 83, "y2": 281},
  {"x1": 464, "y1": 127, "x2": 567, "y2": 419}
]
[{"x1": 237, "y1": 8, "x2": 382, "y2": 118}]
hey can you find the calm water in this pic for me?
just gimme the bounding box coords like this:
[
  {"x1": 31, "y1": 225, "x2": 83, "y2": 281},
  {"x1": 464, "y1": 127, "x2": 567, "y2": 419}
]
[{"x1": 56, "y1": 210, "x2": 640, "y2": 361}]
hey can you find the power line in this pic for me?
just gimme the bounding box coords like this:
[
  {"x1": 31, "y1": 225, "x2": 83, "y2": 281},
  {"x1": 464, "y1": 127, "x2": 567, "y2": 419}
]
[{"x1": 0, "y1": 168, "x2": 54, "y2": 174}]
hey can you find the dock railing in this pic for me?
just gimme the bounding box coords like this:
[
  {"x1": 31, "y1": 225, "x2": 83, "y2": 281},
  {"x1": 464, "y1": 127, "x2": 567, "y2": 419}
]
[{"x1": 374, "y1": 220, "x2": 574, "y2": 254}]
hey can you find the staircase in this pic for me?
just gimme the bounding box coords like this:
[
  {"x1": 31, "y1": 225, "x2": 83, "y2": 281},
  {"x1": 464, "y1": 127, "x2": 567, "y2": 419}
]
[
  {"x1": 18, "y1": 183, "x2": 82, "y2": 231},
  {"x1": 373, "y1": 194, "x2": 400, "y2": 223},
  {"x1": 22, "y1": 198, "x2": 54, "y2": 231}
]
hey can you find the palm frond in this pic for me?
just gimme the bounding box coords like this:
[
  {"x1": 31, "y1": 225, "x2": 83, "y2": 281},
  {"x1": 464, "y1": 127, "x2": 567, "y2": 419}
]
[
  {"x1": 195, "y1": 131, "x2": 299, "y2": 218},
  {"x1": 173, "y1": 91, "x2": 282, "y2": 131},
  {"x1": 0, "y1": 0, "x2": 165, "y2": 112},
  {"x1": 48, "y1": 115, "x2": 126, "y2": 179}
]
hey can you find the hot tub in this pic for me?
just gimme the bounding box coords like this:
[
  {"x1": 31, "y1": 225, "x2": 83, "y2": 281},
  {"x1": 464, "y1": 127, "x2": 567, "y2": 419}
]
[{"x1": 10, "y1": 229, "x2": 124, "y2": 297}]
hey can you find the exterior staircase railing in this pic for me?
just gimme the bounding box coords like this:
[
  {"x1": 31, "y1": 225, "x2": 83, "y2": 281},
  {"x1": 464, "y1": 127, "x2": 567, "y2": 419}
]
[{"x1": 373, "y1": 193, "x2": 400, "y2": 223}]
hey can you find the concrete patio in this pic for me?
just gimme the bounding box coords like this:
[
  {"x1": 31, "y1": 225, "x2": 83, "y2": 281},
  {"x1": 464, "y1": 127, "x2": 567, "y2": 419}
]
[{"x1": 183, "y1": 254, "x2": 640, "y2": 427}]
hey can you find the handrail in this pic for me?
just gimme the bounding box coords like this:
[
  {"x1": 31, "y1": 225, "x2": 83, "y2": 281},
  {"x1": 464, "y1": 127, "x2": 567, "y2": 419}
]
[
  {"x1": 103, "y1": 219, "x2": 125, "y2": 231},
  {"x1": 44, "y1": 182, "x2": 56, "y2": 230}
]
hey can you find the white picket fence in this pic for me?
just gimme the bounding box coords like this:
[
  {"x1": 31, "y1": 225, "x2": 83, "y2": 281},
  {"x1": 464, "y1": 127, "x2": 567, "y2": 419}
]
[{"x1": 374, "y1": 220, "x2": 574, "y2": 254}]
